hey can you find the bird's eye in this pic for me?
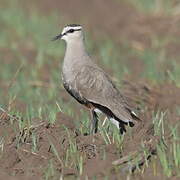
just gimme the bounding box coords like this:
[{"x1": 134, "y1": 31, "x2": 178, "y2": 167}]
[{"x1": 69, "y1": 29, "x2": 74, "y2": 33}]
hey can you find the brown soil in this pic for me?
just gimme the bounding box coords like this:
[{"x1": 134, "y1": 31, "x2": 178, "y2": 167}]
[
  {"x1": 1, "y1": 0, "x2": 180, "y2": 179},
  {"x1": 0, "y1": 81, "x2": 180, "y2": 179}
]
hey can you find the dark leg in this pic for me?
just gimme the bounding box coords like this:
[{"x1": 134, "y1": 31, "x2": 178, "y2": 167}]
[
  {"x1": 129, "y1": 121, "x2": 134, "y2": 127},
  {"x1": 119, "y1": 122, "x2": 126, "y2": 135},
  {"x1": 90, "y1": 110, "x2": 98, "y2": 134}
]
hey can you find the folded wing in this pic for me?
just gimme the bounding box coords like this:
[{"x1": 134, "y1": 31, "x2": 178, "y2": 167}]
[{"x1": 75, "y1": 65, "x2": 138, "y2": 123}]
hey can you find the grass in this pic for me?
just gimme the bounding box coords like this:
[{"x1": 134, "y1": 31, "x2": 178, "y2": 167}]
[
  {"x1": 153, "y1": 112, "x2": 180, "y2": 178},
  {"x1": 167, "y1": 61, "x2": 180, "y2": 87},
  {"x1": 0, "y1": 1, "x2": 180, "y2": 179},
  {"x1": 44, "y1": 160, "x2": 56, "y2": 180}
]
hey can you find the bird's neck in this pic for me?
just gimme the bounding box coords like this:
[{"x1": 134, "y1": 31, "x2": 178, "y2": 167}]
[
  {"x1": 62, "y1": 39, "x2": 88, "y2": 82},
  {"x1": 65, "y1": 39, "x2": 87, "y2": 59}
]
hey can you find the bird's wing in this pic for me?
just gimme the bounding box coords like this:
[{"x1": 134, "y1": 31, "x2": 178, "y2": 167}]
[{"x1": 75, "y1": 65, "x2": 136, "y2": 123}]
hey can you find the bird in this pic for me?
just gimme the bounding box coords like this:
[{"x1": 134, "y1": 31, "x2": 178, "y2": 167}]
[{"x1": 53, "y1": 24, "x2": 140, "y2": 134}]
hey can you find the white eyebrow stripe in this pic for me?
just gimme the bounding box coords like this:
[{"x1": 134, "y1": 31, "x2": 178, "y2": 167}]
[
  {"x1": 67, "y1": 25, "x2": 82, "y2": 29},
  {"x1": 61, "y1": 26, "x2": 82, "y2": 35},
  {"x1": 74, "y1": 26, "x2": 82, "y2": 29},
  {"x1": 69, "y1": 27, "x2": 82, "y2": 31}
]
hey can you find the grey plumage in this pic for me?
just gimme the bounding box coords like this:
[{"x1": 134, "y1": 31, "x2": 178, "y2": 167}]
[{"x1": 54, "y1": 24, "x2": 139, "y2": 134}]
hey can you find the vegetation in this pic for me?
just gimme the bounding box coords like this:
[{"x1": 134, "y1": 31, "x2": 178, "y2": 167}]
[{"x1": 0, "y1": 0, "x2": 179, "y2": 179}]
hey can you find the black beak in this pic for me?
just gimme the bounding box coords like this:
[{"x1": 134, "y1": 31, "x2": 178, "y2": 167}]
[{"x1": 52, "y1": 33, "x2": 62, "y2": 41}]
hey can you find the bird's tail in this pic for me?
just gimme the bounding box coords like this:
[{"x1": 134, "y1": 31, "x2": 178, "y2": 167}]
[{"x1": 125, "y1": 107, "x2": 141, "y2": 121}]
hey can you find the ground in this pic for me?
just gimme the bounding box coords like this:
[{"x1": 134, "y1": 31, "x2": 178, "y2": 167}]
[{"x1": 0, "y1": 0, "x2": 180, "y2": 179}]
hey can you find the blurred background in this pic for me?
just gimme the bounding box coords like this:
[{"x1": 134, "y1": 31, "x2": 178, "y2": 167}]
[
  {"x1": 0, "y1": 0, "x2": 180, "y2": 179},
  {"x1": 1, "y1": 0, "x2": 180, "y2": 115},
  {"x1": 1, "y1": 0, "x2": 180, "y2": 104}
]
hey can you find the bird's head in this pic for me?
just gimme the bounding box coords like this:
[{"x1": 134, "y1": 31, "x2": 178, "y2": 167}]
[{"x1": 52, "y1": 24, "x2": 83, "y2": 43}]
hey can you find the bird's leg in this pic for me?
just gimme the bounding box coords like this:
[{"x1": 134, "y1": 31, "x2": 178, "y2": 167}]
[
  {"x1": 119, "y1": 123, "x2": 126, "y2": 135},
  {"x1": 90, "y1": 110, "x2": 98, "y2": 134}
]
